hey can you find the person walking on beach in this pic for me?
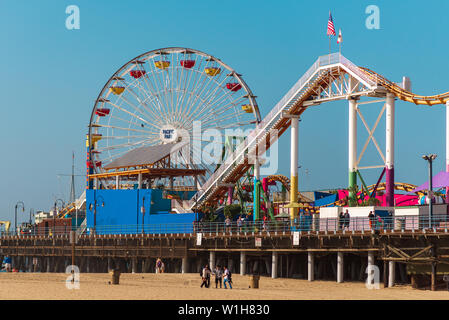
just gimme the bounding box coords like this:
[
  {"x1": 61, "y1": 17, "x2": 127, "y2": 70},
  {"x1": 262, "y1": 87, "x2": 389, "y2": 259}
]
[
  {"x1": 213, "y1": 265, "x2": 223, "y2": 288},
  {"x1": 200, "y1": 264, "x2": 211, "y2": 288},
  {"x1": 223, "y1": 266, "x2": 232, "y2": 289},
  {"x1": 156, "y1": 258, "x2": 163, "y2": 273},
  {"x1": 206, "y1": 264, "x2": 211, "y2": 288},
  {"x1": 3, "y1": 255, "x2": 11, "y2": 272}
]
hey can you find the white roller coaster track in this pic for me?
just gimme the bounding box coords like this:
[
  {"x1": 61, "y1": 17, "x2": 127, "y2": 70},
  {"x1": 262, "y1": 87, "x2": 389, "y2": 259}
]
[{"x1": 191, "y1": 53, "x2": 382, "y2": 209}]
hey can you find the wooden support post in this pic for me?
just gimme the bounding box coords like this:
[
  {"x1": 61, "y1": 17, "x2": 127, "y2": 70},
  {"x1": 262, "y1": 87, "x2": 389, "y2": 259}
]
[
  {"x1": 240, "y1": 252, "x2": 246, "y2": 276},
  {"x1": 272, "y1": 252, "x2": 278, "y2": 279},
  {"x1": 308, "y1": 252, "x2": 314, "y2": 281},
  {"x1": 209, "y1": 251, "x2": 215, "y2": 271},
  {"x1": 337, "y1": 252, "x2": 344, "y2": 283},
  {"x1": 107, "y1": 257, "x2": 113, "y2": 272},
  {"x1": 383, "y1": 260, "x2": 388, "y2": 288},
  {"x1": 431, "y1": 262, "x2": 437, "y2": 291},
  {"x1": 388, "y1": 261, "x2": 395, "y2": 287},
  {"x1": 181, "y1": 256, "x2": 188, "y2": 274}
]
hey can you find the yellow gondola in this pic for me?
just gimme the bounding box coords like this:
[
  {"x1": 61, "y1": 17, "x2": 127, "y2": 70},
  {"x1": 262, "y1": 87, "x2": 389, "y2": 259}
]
[
  {"x1": 154, "y1": 61, "x2": 170, "y2": 70},
  {"x1": 110, "y1": 86, "x2": 125, "y2": 95},
  {"x1": 241, "y1": 104, "x2": 253, "y2": 113},
  {"x1": 91, "y1": 134, "x2": 102, "y2": 143},
  {"x1": 205, "y1": 67, "x2": 221, "y2": 76}
]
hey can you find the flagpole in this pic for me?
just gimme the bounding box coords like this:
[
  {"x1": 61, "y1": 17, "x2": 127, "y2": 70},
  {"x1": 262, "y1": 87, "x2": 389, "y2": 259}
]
[{"x1": 328, "y1": 35, "x2": 331, "y2": 95}]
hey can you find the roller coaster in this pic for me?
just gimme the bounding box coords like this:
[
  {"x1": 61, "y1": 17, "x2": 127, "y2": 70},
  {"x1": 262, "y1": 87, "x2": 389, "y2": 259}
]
[{"x1": 191, "y1": 52, "x2": 449, "y2": 218}]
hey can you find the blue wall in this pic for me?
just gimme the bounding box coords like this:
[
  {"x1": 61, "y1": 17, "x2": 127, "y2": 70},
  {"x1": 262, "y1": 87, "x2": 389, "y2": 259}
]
[
  {"x1": 86, "y1": 189, "x2": 196, "y2": 234},
  {"x1": 314, "y1": 194, "x2": 337, "y2": 207}
]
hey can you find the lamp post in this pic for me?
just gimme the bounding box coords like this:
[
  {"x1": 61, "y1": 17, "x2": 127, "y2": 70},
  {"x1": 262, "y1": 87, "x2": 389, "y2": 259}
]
[
  {"x1": 54, "y1": 199, "x2": 65, "y2": 236},
  {"x1": 89, "y1": 195, "x2": 104, "y2": 235},
  {"x1": 14, "y1": 201, "x2": 25, "y2": 235},
  {"x1": 422, "y1": 154, "x2": 437, "y2": 229},
  {"x1": 29, "y1": 208, "x2": 34, "y2": 225},
  {"x1": 29, "y1": 208, "x2": 34, "y2": 236}
]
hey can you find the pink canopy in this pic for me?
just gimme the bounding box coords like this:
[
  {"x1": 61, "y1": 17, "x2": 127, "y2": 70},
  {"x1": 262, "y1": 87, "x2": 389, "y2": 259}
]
[{"x1": 409, "y1": 171, "x2": 449, "y2": 194}]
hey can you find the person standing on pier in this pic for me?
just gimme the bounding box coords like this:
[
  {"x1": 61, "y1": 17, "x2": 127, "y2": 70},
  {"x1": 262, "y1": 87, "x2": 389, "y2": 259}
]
[
  {"x1": 344, "y1": 210, "x2": 350, "y2": 230},
  {"x1": 225, "y1": 216, "x2": 231, "y2": 233},
  {"x1": 237, "y1": 216, "x2": 243, "y2": 233},
  {"x1": 368, "y1": 211, "x2": 375, "y2": 230},
  {"x1": 338, "y1": 211, "x2": 345, "y2": 231}
]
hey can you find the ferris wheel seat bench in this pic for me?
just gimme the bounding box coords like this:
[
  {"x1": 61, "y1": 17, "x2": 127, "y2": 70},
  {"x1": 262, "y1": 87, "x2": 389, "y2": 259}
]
[
  {"x1": 226, "y1": 83, "x2": 242, "y2": 91},
  {"x1": 204, "y1": 67, "x2": 221, "y2": 76},
  {"x1": 129, "y1": 70, "x2": 146, "y2": 78},
  {"x1": 95, "y1": 108, "x2": 110, "y2": 117},
  {"x1": 154, "y1": 61, "x2": 170, "y2": 69},
  {"x1": 180, "y1": 60, "x2": 195, "y2": 68}
]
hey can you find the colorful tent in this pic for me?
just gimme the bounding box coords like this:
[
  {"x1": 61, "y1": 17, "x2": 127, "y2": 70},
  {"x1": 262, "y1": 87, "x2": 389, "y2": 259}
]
[{"x1": 409, "y1": 171, "x2": 449, "y2": 194}]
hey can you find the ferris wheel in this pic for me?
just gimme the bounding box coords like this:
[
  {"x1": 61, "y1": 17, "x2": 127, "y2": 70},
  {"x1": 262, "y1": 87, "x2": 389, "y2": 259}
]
[{"x1": 88, "y1": 47, "x2": 261, "y2": 189}]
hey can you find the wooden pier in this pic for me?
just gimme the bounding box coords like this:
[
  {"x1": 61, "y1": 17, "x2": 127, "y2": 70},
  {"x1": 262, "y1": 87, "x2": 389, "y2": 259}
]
[{"x1": 1, "y1": 229, "x2": 449, "y2": 290}]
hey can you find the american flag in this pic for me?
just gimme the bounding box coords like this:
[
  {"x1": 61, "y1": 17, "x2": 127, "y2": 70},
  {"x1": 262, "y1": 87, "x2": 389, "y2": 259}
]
[{"x1": 327, "y1": 12, "x2": 336, "y2": 36}]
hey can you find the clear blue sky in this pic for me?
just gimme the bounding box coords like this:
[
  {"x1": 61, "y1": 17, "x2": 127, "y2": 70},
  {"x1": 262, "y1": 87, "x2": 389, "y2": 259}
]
[{"x1": 1, "y1": 0, "x2": 449, "y2": 222}]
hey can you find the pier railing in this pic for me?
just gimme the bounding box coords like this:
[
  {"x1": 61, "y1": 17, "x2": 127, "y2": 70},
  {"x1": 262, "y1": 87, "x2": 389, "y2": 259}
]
[{"x1": 4, "y1": 214, "x2": 449, "y2": 237}]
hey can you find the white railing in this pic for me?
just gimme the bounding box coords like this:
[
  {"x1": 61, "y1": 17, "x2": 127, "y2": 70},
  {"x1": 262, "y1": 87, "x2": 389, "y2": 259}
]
[
  {"x1": 75, "y1": 190, "x2": 86, "y2": 210},
  {"x1": 76, "y1": 218, "x2": 87, "y2": 236}
]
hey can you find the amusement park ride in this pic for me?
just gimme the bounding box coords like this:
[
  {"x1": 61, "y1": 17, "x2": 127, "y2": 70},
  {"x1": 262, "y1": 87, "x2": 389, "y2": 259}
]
[{"x1": 78, "y1": 47, "x2": 449, "y2": 231}]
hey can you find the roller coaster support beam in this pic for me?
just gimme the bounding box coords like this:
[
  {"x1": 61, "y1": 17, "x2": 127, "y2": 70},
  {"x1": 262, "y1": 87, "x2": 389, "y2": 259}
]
[
  {"x1": 86, "y1": 135, "x2": 94, "y2": 190},
  {"x1": 385, "y1": 93, "x2": 395, "y2": 207},
  {"x1": 446, "y1": 101, "x2": 449, "y2": 206},
  {"x1": 253, "y1": 157, "x2": 260, "y2": 221},
  {"x1": 348, "y1": 97, "x2": 358, "y2": 201},
  {"x1": 290, "y1": 116, "x2": 299, "y2": 222},
  {"x1": 282, "y1": 113, "x2": 301, "y2": 223}
]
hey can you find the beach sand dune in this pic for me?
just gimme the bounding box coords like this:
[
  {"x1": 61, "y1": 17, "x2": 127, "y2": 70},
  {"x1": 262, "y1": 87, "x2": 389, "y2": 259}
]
[{"x1": 0, "y1": 273, "x2": 448, "y2": 300}]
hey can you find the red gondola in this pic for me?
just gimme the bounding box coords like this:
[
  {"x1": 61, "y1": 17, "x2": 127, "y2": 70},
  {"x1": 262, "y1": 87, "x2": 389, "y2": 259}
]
[
  {"x1": 95, "y1": 108, "x2": 110, "y2": 116},
  {"x1": 86, "y1": 161, "x2": 102, "y2": 168},
  {"x1": 180, "y1": 60, "x2": 195, "y2": 69},
  {"x1": 226, "y1": 83, "x2": 242, "y2": 92},
  {"x1": 130, "y1": 70, "x2": 146, "y2": 79}
]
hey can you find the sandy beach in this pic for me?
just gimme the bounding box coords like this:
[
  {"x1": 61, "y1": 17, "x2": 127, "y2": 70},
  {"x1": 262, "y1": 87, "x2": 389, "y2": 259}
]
[{"x1": 0, "y1": 272, "x2": 448, "y2": 300}]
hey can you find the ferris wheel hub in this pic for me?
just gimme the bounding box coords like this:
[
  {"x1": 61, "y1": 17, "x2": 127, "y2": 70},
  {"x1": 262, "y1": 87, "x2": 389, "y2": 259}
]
[{"x1": 159, "y1": 124, "x2": 179, "y2": 144}]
